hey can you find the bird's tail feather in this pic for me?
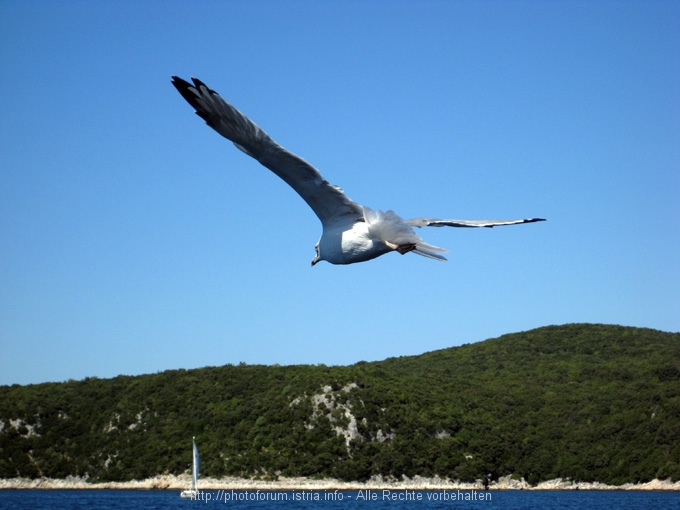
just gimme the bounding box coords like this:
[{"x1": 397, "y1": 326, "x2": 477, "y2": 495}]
[{"x1": 413, "y1": 244, "x2": 448, "y2": 261}]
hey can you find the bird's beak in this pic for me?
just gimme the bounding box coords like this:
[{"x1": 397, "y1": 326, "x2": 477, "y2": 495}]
[{"x1": 311, "y1": 256, "x2": 319, "y2": 267}]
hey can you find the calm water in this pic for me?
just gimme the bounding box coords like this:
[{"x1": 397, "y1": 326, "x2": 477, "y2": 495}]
[{"x1": 0, "y1": 489, "x2": 679, "y2": 510}]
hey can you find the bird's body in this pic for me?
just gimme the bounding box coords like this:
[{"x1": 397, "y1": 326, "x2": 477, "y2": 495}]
[
  {"x1": 319, "y1": 218, "x2": 388, "y2": 266},
  {"x1": 314, "y1": 207, "x2": 445, "y2": 265},
  {"x1": 171, "y1": 76, "x2": 545, "y2": 265}
]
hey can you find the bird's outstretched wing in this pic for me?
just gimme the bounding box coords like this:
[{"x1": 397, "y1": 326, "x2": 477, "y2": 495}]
[
  {"x1": 407, "y1": 218, "x2": 546, "y2": 228},
  {"x1": 172, "y1": 76, "x2": 363, "y2": 225}
]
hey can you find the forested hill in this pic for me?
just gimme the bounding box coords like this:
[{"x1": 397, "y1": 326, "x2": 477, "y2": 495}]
[{"x1": 1, "y1": 324, "x2": 678, "y2": 485}]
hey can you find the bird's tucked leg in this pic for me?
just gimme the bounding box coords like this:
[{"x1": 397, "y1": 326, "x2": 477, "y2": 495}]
[{"x1": 384, "y1": 241, "x2": 417, "y2": 255}]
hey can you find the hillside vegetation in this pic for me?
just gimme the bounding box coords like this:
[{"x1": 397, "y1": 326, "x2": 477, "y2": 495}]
[{"x1": 1, "y1": 324, "x2": 678, "y2": 485}]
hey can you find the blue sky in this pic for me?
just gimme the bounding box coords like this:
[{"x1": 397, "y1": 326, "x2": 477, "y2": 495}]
[{"x1": 1, "y1": 1, "x2": 678, "y2": 386}]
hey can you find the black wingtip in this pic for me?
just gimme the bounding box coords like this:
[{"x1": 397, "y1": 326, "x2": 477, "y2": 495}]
[
  {"x1": 172, "y1": 76, "x2": 214, "y2": 122},
  {"x1": 171, "y1": 75, "x2": 190, "y2": 90},
  {"x1": 171, "y1": 75, "x2": 200, "y2": 108},
  {"x1": 190, "y1": 76, "x2": 209, "y2": 91}
]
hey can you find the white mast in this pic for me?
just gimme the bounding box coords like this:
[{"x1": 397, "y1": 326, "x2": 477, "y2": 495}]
[{"x1": 191, "y1": 436, "x2": 199, "y2": 491}]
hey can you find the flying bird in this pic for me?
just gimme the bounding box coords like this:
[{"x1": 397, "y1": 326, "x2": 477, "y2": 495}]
[{"x1": 172, "y1": 76, "x2": 545, "y2": 266}]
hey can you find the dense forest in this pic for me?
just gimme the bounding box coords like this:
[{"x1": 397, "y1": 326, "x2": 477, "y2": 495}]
[{"x1": 1, "y1": 324, "x2": 678, "y2": 485}]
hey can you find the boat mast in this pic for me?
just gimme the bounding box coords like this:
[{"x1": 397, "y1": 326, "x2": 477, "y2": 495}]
[{"x1": 192, "y1": 436, "x2": 199, "y2": 491}]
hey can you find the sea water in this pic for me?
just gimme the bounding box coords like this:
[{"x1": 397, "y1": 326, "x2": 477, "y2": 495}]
[{"x1": 0, "y1": 489, "x2": 678, "y2": 509}]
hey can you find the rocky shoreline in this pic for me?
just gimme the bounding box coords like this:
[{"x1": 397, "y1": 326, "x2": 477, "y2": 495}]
[{"x1": 1, "y1": 474, "x2": 678, "y2": 491}]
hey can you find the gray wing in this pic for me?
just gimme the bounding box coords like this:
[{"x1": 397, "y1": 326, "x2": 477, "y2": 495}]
[
  {"x1": 172, "y1": 76, "x2": 363, "y2": 225},
  {"x1": 407, "y1": 218, "x2": 546, "y2": 228}
]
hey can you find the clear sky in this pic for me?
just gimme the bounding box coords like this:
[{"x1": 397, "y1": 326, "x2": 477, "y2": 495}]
[{"x1": 1, "y1": 1, "x2": 678, "y2": 386}]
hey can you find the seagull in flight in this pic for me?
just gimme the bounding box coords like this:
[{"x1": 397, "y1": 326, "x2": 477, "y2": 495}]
[{"x1": 172, "y1": 76, "x2": 545, "y2": 266}]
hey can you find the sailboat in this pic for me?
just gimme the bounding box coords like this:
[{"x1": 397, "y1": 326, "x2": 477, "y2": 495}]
[{"x1": 180, "y1": 437, "x2": 200, "y2": 499}]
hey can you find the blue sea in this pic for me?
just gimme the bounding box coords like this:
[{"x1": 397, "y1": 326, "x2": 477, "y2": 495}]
[{"x1": 1, "y1": 490, "x2": 679, "y2": 510}]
